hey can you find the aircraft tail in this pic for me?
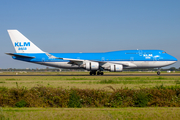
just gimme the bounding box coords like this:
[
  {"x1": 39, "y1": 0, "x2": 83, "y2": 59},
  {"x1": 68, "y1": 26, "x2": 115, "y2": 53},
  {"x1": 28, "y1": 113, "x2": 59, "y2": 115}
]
[{"x1": 7, "y1": 30, "x2": 44, "y2": 53}]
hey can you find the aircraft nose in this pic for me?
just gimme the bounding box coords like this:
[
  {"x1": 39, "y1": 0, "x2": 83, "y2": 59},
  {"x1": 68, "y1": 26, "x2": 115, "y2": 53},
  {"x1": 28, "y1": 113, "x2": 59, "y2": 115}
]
[
  {"x1": 168, "y1": 55, "x2": 178, "y2": 65},
  {"x1": 173, "y1": 56, "x2": 177, "y2": 61},
  {"x1": 171, "y1": 56, "x2": 178, "y2": 62}
]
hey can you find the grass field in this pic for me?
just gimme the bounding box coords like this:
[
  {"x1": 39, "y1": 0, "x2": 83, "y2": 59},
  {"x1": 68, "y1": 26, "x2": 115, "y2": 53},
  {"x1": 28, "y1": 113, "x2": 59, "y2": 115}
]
[
  {"x1": 1, "y1": 107, "x2": 180, "y2": 120},
  {"x1": 0, "y1": 73, "x2": 180, "y2": 90},
  {"x1": 0, "y1": 72, "x2": 180, "y2": 119}
]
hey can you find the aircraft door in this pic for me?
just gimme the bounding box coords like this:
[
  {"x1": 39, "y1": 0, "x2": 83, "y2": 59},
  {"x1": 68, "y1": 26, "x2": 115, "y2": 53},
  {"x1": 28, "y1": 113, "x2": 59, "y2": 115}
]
[
  {"x1": 101, "y1": 57, "x2": 105, "y2": 61},
  {"x1": 130, "y1": 57, "x2": 134, "y2": 62},
  {"x1": 42, "y1": 58, "x2": 45, "y2": 62},
  {"x1": 139, "y1": 50, "x2": 143, "y2": 56},
  {"x1": 153, "y1": 57, "x2": 157, "y2": 61}
]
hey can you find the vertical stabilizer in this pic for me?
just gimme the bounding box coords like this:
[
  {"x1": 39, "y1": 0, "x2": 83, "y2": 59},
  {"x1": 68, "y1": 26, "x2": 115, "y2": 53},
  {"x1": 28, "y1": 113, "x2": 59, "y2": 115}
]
[{"x1": 7, "y1": 30, "x2": 44, "y2": 53}]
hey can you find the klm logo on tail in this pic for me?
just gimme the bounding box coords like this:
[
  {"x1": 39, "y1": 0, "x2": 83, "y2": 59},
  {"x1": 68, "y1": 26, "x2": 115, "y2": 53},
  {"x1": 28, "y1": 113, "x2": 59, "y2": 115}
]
[
  {"x1": 14, "y1": 42, "x2": 30, "y2": 50},
  {"x1": 15, "y1": 42, "x2": 30, "y2": 47}
]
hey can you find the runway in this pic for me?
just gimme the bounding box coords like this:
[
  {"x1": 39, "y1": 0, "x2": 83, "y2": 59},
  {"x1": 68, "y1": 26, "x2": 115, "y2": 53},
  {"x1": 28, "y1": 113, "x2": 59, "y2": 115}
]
[{"x1": 0, "y1": 73, "x2": 180, "y2": 76}]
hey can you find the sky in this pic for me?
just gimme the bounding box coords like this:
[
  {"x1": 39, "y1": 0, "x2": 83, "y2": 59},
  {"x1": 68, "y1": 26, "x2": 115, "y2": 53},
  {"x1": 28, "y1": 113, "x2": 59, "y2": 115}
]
[{"x1": 0, "y1": 0, "x2": 180, "y2": 69}]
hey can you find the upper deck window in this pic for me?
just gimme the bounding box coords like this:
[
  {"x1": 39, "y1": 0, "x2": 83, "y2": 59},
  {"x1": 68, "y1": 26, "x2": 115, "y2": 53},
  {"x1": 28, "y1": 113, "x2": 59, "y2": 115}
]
[
  {"x1": 125, "y1": 53, "x2": 138, "y2": 54},
  {"x1": 143, "y1": 52, "x2": 152, "y2": 54}
]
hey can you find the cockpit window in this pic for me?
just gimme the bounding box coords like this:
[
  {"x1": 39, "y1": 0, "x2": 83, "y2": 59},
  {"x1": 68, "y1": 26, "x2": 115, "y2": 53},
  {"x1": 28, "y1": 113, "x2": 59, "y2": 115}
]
[{"x1": 162, "y1": 51, "x2": 166, "y2": 53}]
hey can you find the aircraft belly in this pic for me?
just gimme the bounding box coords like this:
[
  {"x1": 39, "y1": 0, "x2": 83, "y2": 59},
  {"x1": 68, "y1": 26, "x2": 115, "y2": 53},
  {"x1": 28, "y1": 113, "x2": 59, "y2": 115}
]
[
  {"x1": 133, "y1": 61, "x2": 176, "y2": 68},
  {"x1": 115, "y1": 61, "x2": 176, "y2": 68}
]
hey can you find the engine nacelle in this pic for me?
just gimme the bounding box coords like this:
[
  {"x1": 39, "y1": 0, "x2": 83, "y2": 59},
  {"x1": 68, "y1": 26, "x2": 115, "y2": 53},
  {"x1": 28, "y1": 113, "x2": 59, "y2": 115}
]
[
  {"x1": 85, "y1": 62, "x2": 99, "y2": 71},
  {"x1": 110, "y1": 64, "x2": 123, "y2": 72}
]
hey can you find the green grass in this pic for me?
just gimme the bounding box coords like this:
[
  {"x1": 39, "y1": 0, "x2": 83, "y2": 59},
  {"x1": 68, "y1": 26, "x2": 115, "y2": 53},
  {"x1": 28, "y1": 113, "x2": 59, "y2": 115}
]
[
  {"x1": 175, "y1": 80, "x2": 180, "y2": 84},
  {"x1": 66, "y1": 77, "x2": 98, "y2": 80},
  {"x1": 0, "y1": 72, "x2": 180, "y2": 119},
  {"x1": 80, "y1": 76, "x2": 180, "y2": 85},
  {"x1": 0, "y1": 76, "x2": 180, "y2": 90},
  {"x1": 1, "y1": 108, "x2": 180, "y2": 120}
]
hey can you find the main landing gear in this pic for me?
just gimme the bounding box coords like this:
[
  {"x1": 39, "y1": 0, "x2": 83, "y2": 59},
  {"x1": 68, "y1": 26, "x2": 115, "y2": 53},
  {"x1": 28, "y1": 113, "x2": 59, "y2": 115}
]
[
  {"x1": 157, "y1": 68, "x2": 161, "y2": 75},
  {"x1": 89, "y1": 71, "x2": 104, "y2": 75}
]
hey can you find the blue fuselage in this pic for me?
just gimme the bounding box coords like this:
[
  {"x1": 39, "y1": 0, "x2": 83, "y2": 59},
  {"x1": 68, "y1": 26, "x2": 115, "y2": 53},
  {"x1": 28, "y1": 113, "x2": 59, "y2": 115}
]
[{"x1": 11, "y1": 50, "x2": 177, "y2": 69}]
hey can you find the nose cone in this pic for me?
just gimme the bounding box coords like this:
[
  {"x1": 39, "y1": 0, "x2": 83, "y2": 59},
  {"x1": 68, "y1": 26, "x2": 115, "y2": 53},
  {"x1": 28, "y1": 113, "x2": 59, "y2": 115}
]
[
  {"x1": 174, "y1": 57, "x2": 178, "y2": 61},
  {"x1": 172, "y1": 56, "x2": 178, "y2": 62},
  {"x1": 164, "y1": 55, "x2": 177, "y2": 66},
  {"x1": 169, "y1": 55, "x2": 178, "y2": 65}
]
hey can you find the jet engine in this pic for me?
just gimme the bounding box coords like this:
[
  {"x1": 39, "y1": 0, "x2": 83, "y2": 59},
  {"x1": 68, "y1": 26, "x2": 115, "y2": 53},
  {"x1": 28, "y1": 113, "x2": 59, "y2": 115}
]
[
  {"x1": 85, "y1": 62, "x2": 99, "y2": 70},
  {"x1": 109, "y1": 64, "x2": 123, "y2": 72}
]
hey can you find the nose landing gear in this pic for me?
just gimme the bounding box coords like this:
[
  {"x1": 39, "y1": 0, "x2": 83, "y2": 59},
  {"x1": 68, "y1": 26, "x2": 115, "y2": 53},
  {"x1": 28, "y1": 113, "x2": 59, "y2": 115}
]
[
  {"x1": 157, "y1": 71, "x2": 160, "y2": 75},
  {"x1": 157, "y1": 68, "x2": 161, "y2": 75}
]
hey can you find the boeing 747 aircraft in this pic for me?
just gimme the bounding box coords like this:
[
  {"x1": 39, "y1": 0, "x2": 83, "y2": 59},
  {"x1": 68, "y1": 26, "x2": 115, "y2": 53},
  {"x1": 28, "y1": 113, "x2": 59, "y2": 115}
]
[{"x1": 6, "y1": 30, "x2": 177, "y2": 75}]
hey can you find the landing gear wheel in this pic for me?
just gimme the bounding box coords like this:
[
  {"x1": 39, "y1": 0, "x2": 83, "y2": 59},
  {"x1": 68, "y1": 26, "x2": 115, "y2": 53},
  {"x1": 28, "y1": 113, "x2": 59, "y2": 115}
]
[
  {"x1": 157, "y1": 71, "x2": 160, "y2": 75},
  {"x1": 97, "y1": 72, "x2": 100, "y2": 75},
  {"x1": 93, "y1": 72, "x2": 96, "y2": 75},
  {"x1": 97, "y1": 71, "x2": 104, "y2": 75},
  {"x1": 90, "y1": 71, "x2": 97, "y2": 75},
  {"x1": 90, "y1": 71, "x2": 103, "y2": 75}
]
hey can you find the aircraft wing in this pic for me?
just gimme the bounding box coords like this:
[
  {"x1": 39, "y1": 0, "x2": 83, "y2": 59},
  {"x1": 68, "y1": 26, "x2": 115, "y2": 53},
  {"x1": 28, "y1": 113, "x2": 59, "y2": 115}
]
[
  {"x1": 59, "y1": 57, "x2": 134, "y2": 67},
  {"x1": 5, "y1": 53, "x2": 35, "y2": 58},
  {"x1": 58, "y1": 57, "x2": 97, "y2": 65},
  {"x1": 45, "y1": 53, "x2": 85, "y2": 65},
  {"x1": 46, "y1": 53, "x2": 130, "y2": 67}
]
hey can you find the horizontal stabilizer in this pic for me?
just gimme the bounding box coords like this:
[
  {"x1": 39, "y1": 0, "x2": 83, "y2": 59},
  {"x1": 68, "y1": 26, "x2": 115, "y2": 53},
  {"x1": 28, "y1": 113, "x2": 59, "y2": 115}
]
[{"x1": 5, "y1": 53, "x2": 35, "y2": 58}]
